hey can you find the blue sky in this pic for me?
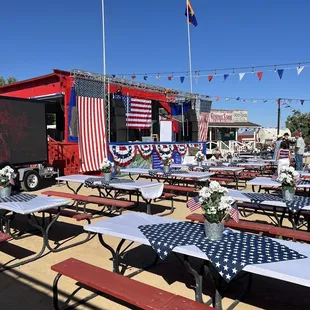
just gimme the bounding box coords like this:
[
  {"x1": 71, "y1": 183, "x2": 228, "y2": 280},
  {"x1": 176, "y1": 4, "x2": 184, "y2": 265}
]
[{"x1": 1, "y1": 0, "x2": 310, "y2": 127}]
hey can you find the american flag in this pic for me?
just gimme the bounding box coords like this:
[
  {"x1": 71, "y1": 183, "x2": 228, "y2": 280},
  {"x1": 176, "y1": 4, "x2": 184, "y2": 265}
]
[
  {"x1": 77, "y1": 96, "x2": 108, "y2": 172},
  {"x1": 199, "y1": 112, "x2": 210, "y2": 141},
  {"x1": 114, "y1": 94, "x2": 152, "y2": 129},
  {"x1": 229, "y1": 203, "x2": 239, "y2": 223},
  {"x1": 187, "y1": 196, "x2": 201, "y2": 212}
]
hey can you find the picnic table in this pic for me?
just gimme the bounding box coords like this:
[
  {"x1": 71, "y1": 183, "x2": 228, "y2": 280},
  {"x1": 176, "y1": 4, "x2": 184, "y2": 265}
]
[
  {"x1": 208, "y1": 166, "x2": 244, "y2": 189},
  {"x1": 84, "y1": 213, "x2": 310, "y2": 310},
  {"x1": 228, "y1": 189, "x2": 310, "y2": 228},
  {"x1": 0, "y1": 193, "x2": 69, "y2": 269},
  {"x1": 56, "y1": 174, "x2": 163, "y2": 215}
]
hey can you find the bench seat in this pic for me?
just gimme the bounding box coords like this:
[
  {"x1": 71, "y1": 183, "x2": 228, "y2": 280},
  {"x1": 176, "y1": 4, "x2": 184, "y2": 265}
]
[
  {"x1": 186, "y1": 213, "x2": 310, "y2": 242},
  {"x1": 186, "y1": 213, "x2": 272, "y2": 234},
  {"x1": 41, "y1": 191, "x2": 135, "y2": 209},
  {"x1": 42, "y1": 208, "x2": 92, "y2": 221},
  {"x1": 163, "y1": 185, "x2": 196, "y2": 192},
  {"x1": 0, "y1": 232, "x2": 11, "y2": 243},
  {"x1": 52, "y1": 258, "x2": 214, "y2": 310}
]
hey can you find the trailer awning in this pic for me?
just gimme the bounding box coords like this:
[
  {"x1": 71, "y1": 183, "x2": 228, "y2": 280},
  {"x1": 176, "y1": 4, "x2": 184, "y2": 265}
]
[
  {"x1": 209, "y1": 121, "x2": 261, "y2": 128},
  {"x1": 30, "y1": 92, "x2": 64, "y2": 100}
]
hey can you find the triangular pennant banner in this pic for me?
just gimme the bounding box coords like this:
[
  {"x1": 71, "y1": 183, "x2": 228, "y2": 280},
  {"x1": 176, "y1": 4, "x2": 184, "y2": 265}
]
[
  {"x1": 297, "y1": 66, "x2": 304, "y2": 75},
  {"x1": 131, "y1": 75, "x2": 136, "y2": 80},
  {"x1": 225, "y1": 98, "x2": 230, "y2": 101},
  {"x1": 224, "y1": 74, "x2": 229, "y2": 81},
  {"x1": 277, "y1": 69, "x2": 284, "y2": 79},
  {"x1": 143, "y1": 76, "x2": 148, "y2": 81},
  {"x1": 216, "y1": 96, "x2": 220, "y2": 101},
  {"x1": 208, "y1": 75, "x2": 213, "y2": 82},
  {"x1": 236, "y1": 97, "x2": 240, "y2": 101},
  {"x1": 301, "y1": 100, "x2": 304, "y2": 105},
  {"x1": 180, "y1": 76, "x2": 185, "y2": 83},
  {"x1": 257, "y1": 71, "x2": 263, "y2": 81},
  {"x1": 168, "y1": 76, "x2": 173, "y2": 81},
  {"x1": 156, "y1": 75, "x2": 160, "y2": 80},
  {"x1": 239, "y1": 72, "x2": 245, "y2": 81}
]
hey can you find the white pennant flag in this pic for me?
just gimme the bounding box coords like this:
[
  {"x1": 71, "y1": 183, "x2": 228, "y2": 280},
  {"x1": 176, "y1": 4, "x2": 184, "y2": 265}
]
[
  {"x1": 297, "y1": 66, "x2": 304, "y2": 75},
  {"x1": 156, "y1": 75, "x2": 160, "y2": 80},
  {"x1": 239, "y1": 72, "x2": 246, "y2": 81}
]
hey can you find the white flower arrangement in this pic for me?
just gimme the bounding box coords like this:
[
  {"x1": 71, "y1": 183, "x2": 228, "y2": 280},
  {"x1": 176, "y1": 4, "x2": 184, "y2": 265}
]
[
  {"x1": 194, "y1": 151, "x2": 205, "y2": 163},
  {"x1": 252, "y1": 148, "x2": 261, "y2": 155},
  {"x1": 277, "y1": 166, "x2": 300, "y2": 188},
  {"x1": 199, "y1": 181, "x2": 235, "y2": 223},
  {"x1": 0, "y1": 166, "x2": 16, "y2": 188},
  {"x1": 100, "y1": 159, "x2": 115, "y2": 173},
  {"x1": 162, "y1": 154, "x2": 174, "y2": 166}
]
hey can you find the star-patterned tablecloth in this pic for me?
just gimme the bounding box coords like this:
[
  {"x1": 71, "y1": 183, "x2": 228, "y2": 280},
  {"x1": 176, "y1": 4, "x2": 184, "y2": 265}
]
[
  {"x1": 84, "y1": 177, "x2": 134, "y2": 188},
  {"x1": 243, "y1": 192, "x2": 310, "y2": 213},
  {"x1": 0, "y1": 193, "x2": 37, "y2": 203},
  {"x1": 138, "y1": 221, "x2": 306, "y2": 283}
]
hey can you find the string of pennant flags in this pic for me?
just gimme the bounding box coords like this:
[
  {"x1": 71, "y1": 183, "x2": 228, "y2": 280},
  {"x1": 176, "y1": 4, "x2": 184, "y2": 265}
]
[
  {"x1": 205, "y1": 96, "x2": 309, "y2": 105},
  {"x1": 111, "y1": 61, "x2": 310, "y2": 83}
]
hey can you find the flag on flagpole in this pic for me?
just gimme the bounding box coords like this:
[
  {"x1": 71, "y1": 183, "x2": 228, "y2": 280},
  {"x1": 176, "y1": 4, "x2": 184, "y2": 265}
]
[{"x1": 185, "y1": 0, "x2": 198, "y2": 27}]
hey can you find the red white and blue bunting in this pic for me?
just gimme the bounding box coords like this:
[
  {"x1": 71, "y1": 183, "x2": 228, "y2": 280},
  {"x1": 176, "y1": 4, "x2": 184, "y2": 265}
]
[
  {"x1": 154, "y1": 144, "x2": 175, "y2": 159},
  {"x1": 109, "y1": 145, "x2": 136, "y2": 167},
  {"x1": 175, "y1": 144, "x2": 188, "y2": 156},
  {"x1": 137, "y1": 144, "x2": 153, "y2": 159}
]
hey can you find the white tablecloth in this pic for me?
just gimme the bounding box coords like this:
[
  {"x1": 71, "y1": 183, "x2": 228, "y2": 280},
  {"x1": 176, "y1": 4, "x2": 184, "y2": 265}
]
[
  {"x1": 0, "y1": 195, "x2": 70, "y2": 215},
  {"x1": 120, "y1": 168, "x2": 213, "y2": 180},
  {"x1": 248, "y1": 177, "x2": 310, "y2": 189},
  {"x1": 56, "y1": 175, "x2": 163, "y2": 200},
  {"x1": 84, "y1": 213, "x2": 310, "y2": 288}
]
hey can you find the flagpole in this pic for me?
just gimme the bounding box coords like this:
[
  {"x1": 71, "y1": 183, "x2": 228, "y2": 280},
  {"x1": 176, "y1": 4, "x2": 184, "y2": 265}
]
[
  {"x1": 101, "y1": 0, "x2": 106, "y2": 77},
  {"x1": 186, "y1": 0, "x2": 193, "y2": 94}
]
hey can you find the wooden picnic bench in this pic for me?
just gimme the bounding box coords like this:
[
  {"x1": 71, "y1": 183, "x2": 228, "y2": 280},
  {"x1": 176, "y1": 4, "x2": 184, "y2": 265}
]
[
  {"x1": 41, "y1": 190, "x2": 135, "y2": 214},
  {"x1": 163, "y1": 184, "x2": 197, "y2": 201},
  {"x1": 51, "y1": 258, "x2": 214, "y2": 310},
  {"x1": 186, "y1": 213, "x2": 310, "y2": 242},
  {"x1": 0, "y1": 232, "x2": 11, "y2": 243}
]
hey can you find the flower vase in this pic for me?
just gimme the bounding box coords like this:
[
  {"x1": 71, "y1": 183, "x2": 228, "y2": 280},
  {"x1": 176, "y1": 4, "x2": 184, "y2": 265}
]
[
  {"x1": 282, "y1": 186, "x2": 295, "y2": 201},
  {"x1": 204, "y1": 220, "x2": 224, "y2": 241},
  {"x1": 104, "y1": 173, "x2": 112, "y2": 182},
  {"x1": 163, "y1": 165, "x2": 170, "y2": 174},
  {"x1": 0, "y1": 186, "x2": 12, "y2": 198}
]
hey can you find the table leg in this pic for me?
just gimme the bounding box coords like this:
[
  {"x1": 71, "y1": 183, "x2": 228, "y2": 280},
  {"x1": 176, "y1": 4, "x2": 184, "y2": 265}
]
[
  {"x1": 66, "y1": 181, "x2": 83, "y2": 195},
  {"x1": 0, "y1": 214, "x2": 47, "y2": 271}
]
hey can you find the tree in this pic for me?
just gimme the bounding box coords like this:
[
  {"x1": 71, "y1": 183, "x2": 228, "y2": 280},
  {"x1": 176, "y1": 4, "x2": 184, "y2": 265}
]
[
  {"x1": 0, "y1": 76, "x2": 18, "y2": 86},
  {"x1": 6, "y1": 76, "x2": 17, "y2": 84},
  {"x1": 286, "y1": 111, "x2": 310, "y2": 142},
  {"x1": 0, "y1": 76, "x2": 5, "y2": 86}
]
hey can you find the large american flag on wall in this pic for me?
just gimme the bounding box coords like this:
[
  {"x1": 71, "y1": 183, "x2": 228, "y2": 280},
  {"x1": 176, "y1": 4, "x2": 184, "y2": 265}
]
[
  {"x1": 77, "y1": 96, "x2": 108, "y2": 172},
  {"x1": 114, "y1": 94, "x2": 152, "y2": 129},
  {"x1": 199, "y1": 112, "x2": 210, "y2": 141}
]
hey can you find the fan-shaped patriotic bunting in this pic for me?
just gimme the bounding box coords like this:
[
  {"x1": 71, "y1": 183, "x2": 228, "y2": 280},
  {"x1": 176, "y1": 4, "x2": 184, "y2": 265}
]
[
  {"x1": 175, "y1": 144, "x2": 188, "y2": 156},
  {"x1": 137, "y1": 144, "x2": 153, "y2": 159},
  {"x1": 155, "y1": 144, "x2": 174, "y2": 159},
  {"x1": 109, "y1": 145, "x2": 137, "y2": 167},
  {"x1": 187, "y1": 143, "x2": 203, "y2": 151}
]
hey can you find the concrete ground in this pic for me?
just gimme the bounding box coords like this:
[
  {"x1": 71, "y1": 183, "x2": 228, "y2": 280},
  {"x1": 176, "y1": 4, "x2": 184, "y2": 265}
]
[{"x1": 0, "y1": 179, "x2": 309, "y2": 310}]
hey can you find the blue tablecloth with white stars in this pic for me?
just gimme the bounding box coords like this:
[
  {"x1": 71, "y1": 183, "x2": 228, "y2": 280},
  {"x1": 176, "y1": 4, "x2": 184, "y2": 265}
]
[
  {"x1": 138, "y1": 221, "x2": 306, "y2": 282},
  {"x1": 243, "y1": 192, "x2": 310, "y2": 213}
]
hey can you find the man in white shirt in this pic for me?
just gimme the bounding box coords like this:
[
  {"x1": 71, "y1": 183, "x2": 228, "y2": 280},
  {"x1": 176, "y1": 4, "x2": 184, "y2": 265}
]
[{"x1": 294, "y1": 132, "x2": 305, "y2": 171}]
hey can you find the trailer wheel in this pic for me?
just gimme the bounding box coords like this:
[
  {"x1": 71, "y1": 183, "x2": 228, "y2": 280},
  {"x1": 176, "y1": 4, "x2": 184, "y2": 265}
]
[{"x1": 21, "y1": 170, "x2": 40, "y2": 191}]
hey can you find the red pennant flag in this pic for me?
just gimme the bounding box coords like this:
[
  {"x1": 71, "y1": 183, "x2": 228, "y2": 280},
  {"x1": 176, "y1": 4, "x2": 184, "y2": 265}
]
[
  {"x1": 208, "y1": 75, "x2": 213, "y2": 82},
  {"x1": 257, "y1": 71, "x2": 263, "y2": 81},
  {"x1": 168, "y1": 76, "x2": 173, "y2": 81},
  {"x1": 131, "y1": 75, "x2": 136, "y2": 79},
  {"x1": 216, "y1": 96, "x2": 220, "y2": 101}
]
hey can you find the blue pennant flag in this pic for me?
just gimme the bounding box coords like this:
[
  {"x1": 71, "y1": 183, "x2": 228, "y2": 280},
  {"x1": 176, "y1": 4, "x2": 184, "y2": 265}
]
[
  {"x1": 180, "y1": 76, "x2": 185, "y2": 83},
  {"x1": 224, "y1": 74, "x2": 229, "y2": 82},
  {"x1": 277, "y1": 69, "x2": 284, "y2": 79},
  {"x1": 301, "y1": 100, "x2": 304, "y2": 105}
]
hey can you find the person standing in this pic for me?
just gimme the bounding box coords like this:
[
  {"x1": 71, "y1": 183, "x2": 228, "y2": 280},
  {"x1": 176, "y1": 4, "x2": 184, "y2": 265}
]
[
  {"x1": 294, "y1": 132, "x2": 305, "y2": 171},
  {"x1": 277, "y1": 141, "x2": 291, "y2": 173},
  {"x1": 273, "y1": 135, "x2": 283, "y2": 160}
]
